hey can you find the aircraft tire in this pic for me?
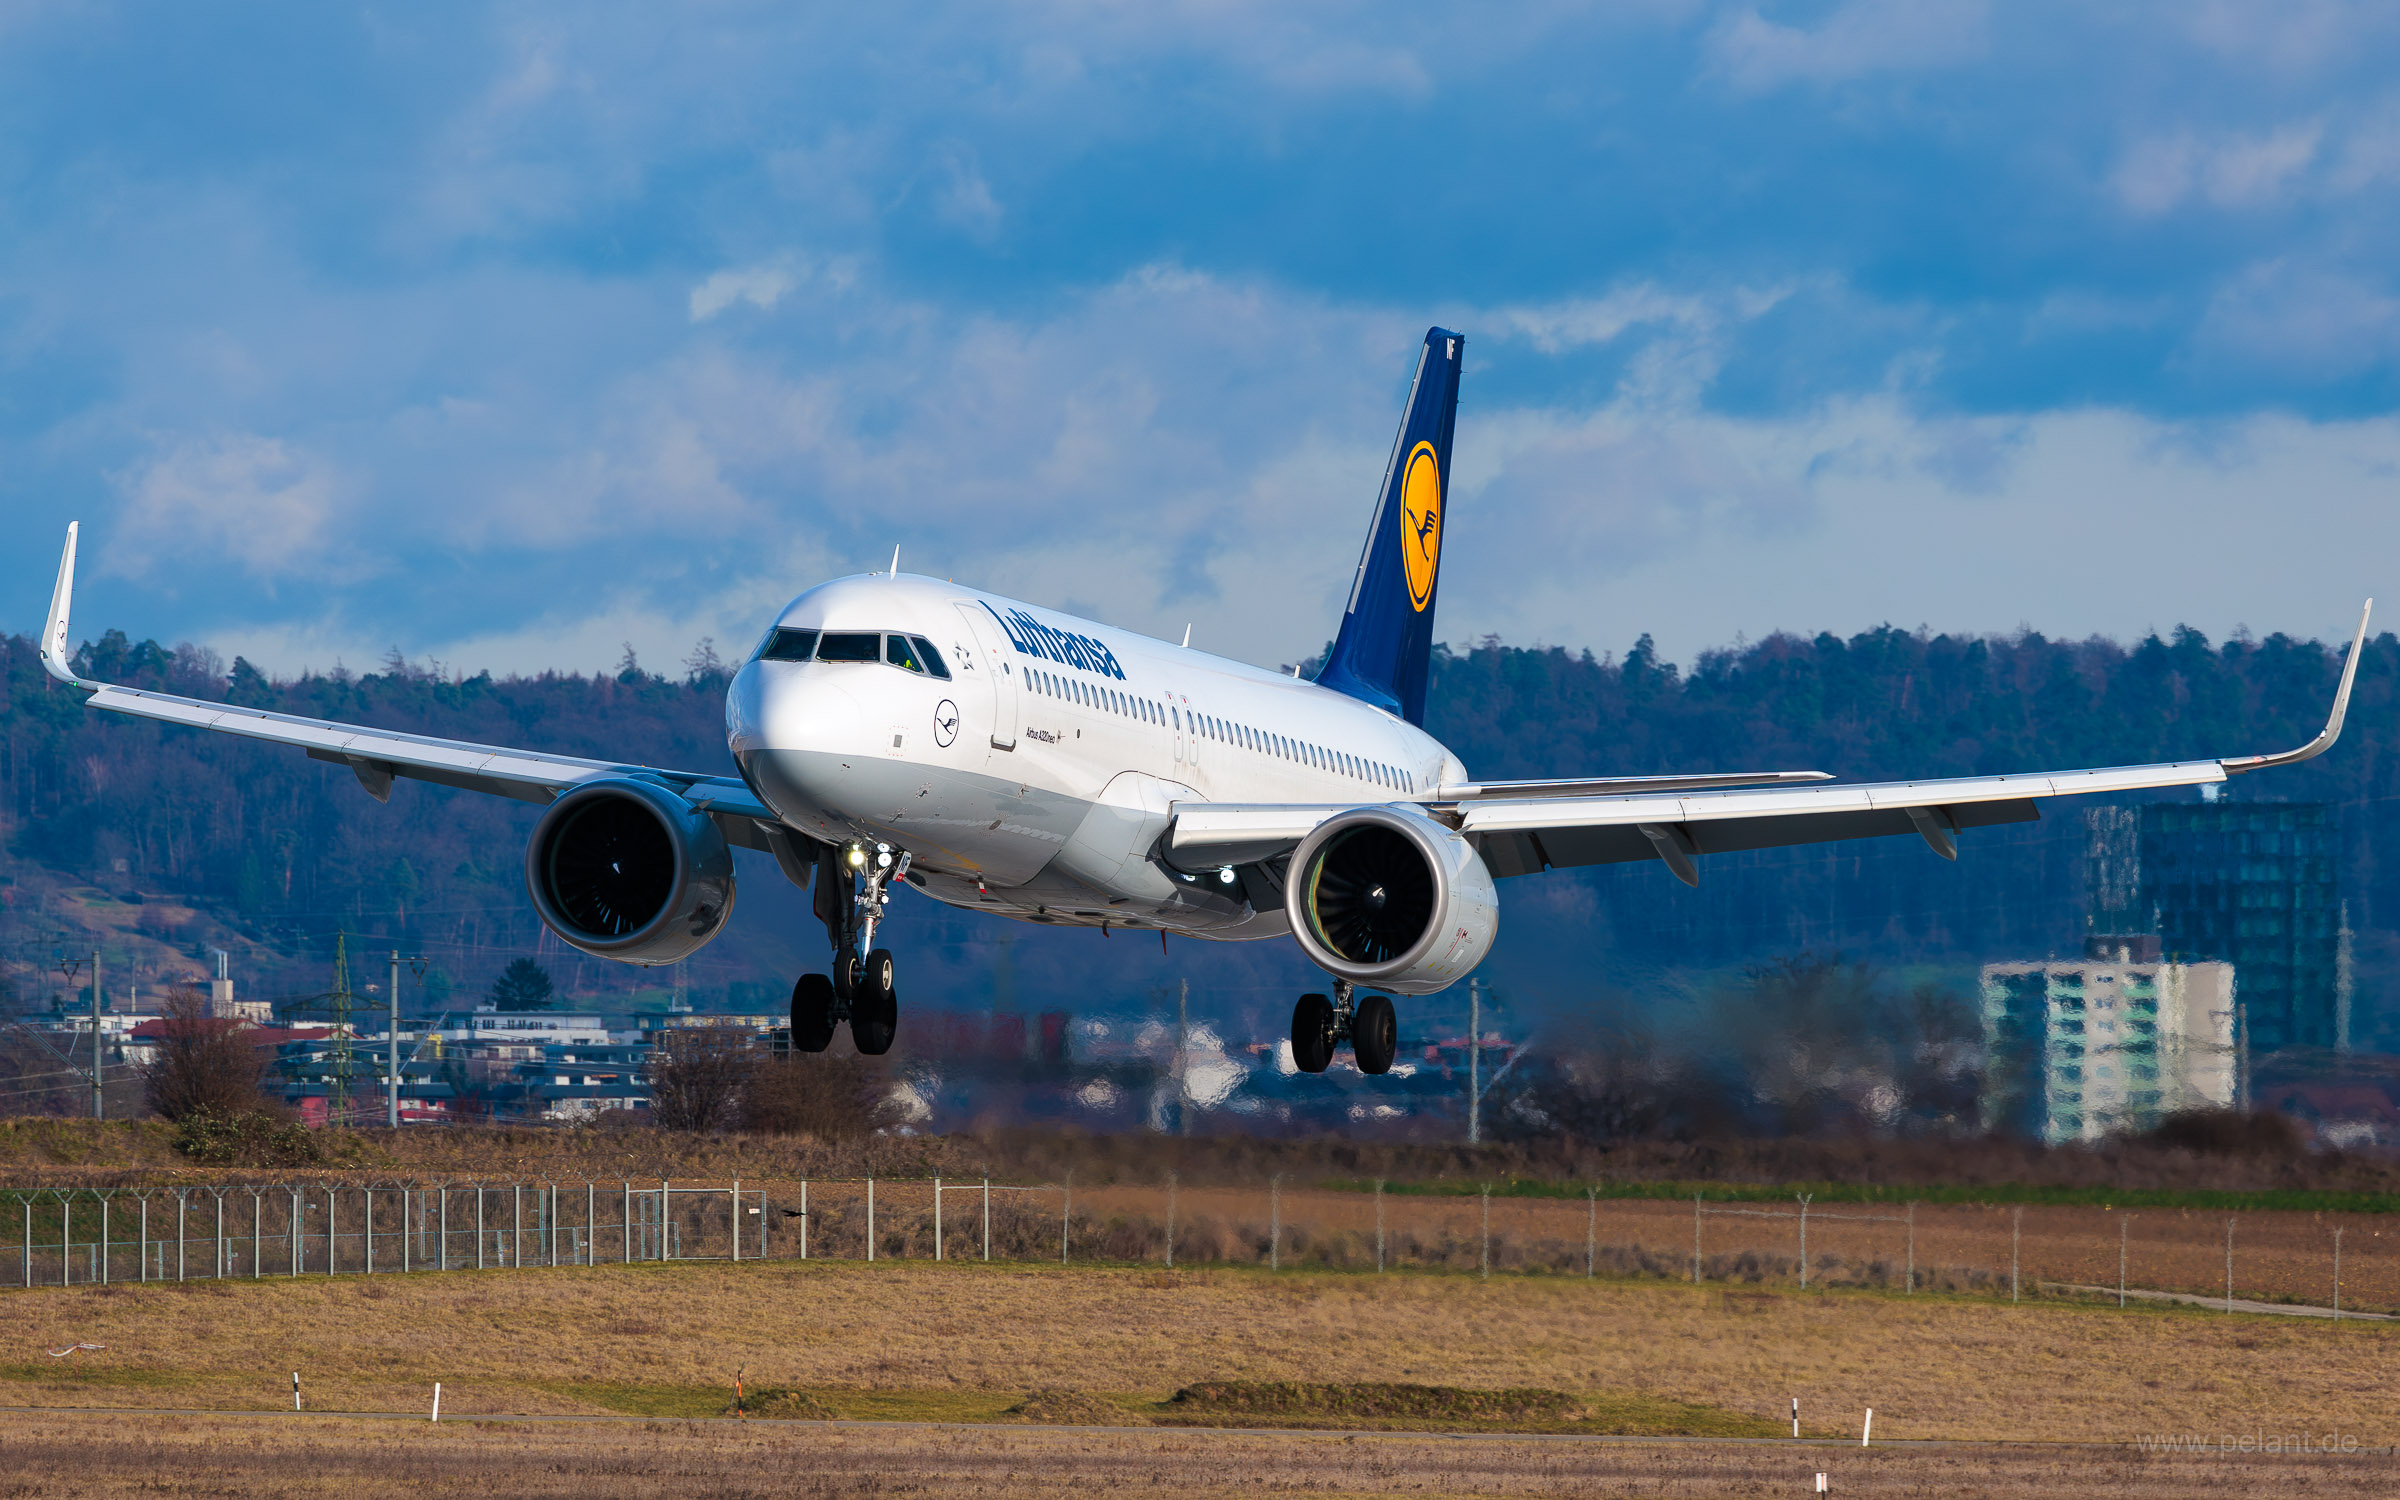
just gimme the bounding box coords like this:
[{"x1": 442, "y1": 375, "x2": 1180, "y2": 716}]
[
  {"x1": 834, "y1": 950, "x2": 861, "y2": 1003},
  {"x1": 1291, "y1": 993, "x2": 1335, "y2": 1074},
  {"x1": 851, "y1": 948, "x2": 898, "y2": 1056},
  {"x1": 1352, "y1": 993, "x2": 1397, "y2": 1075},
  {"x1": 790, "y1": 973, "x2": 839, "y2": 1053}
]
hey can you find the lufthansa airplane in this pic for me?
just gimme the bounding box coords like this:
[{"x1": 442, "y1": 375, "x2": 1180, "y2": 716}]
[{"x1": 36, "y1": 329, "x2": 2373, "y2": 1074}]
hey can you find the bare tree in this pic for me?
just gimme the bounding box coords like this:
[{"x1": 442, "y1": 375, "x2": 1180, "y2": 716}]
[
  {"x1": 744, "y1": 1045, "x2": 899, "y2": 1138},
  {"x1": 646, "y1": 1023, "x2": 755, "y2": 1131},
  {"x1": 141, "y1": 986, "x2": 272, "y2": 1121}
]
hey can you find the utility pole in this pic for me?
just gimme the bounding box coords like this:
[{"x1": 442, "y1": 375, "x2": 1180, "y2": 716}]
[
  {"x1": 329, "y1": 933, "x2": 353, "y2": 1124},
  {"x1": 90, "y1": 948, "x2": 103, "y2": 1120},
  {"x1": 1176, "y1": 978, "x2": 1190, "y2": 1137},
  {"x1": 388, "y1": 951, "x2": 401, "y2": 1129},
  {"x1": 1467, "y1": 977, "x2": 1482, "y2": 1146}
]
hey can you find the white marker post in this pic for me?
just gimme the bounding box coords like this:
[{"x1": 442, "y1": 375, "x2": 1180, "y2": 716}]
[
  {"x1": 292, "y1": 1372, "x2": 301, "y2": 1411},
  {"x1": 1861, "y1": 1407, "x2": 1873, "y2": 1446},
  {"x1": 1791, "y1": 1397, "x2": 1799, "y2": 1437},
  {"x1": 431, "y1": 1382, "x2": 441, "y2": 1422}
]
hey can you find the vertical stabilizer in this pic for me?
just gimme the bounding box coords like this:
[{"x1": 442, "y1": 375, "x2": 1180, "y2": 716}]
[{"x1": 1315, "y1": 327, "x2": 1463, "y2": 725}]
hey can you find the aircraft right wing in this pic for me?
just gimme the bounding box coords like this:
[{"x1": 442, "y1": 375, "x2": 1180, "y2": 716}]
[{"x1": 36, "y1": 522, "x2": 812, "y2": 878}]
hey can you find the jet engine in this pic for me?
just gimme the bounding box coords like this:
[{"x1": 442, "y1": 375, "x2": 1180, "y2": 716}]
[
  {"x1": 1284, "y1": 806, "x2": 1497, "y2": 996},
  {"x1": 525, "y1": 777, "x2": 736, "y2": 965}
]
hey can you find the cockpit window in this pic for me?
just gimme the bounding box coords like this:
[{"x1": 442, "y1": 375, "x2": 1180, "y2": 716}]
[
  {"x1": 758, "y1": 628, "x2": 818, "y2": 663},
  {"x1": 886, "y1": 634, "x2": 926, "y2": 673},
  {"x1": 910, "y1": 635, "x2": 951, "y2": 679},
  {"x1": 816, "y1": 631, "x2": 881, "y2": 663}
]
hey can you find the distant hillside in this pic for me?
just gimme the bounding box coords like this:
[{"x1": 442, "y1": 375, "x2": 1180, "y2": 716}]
[{"x1": 1, "y1": 621, "x2": 2393, "y2": 1045}]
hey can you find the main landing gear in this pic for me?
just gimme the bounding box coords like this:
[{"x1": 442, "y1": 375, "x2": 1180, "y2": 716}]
[
  {"x1": 1292, "y1": 978, "x2": 1398, "y2": 1076},
  {"x1": 791, "y1": 840, "x2": 908, "y2": 1056}
]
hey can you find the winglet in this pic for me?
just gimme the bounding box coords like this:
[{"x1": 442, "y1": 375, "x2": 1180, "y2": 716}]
[
  {"x1": 2221, "y1": 599, "x2": 2372, "y2": 775},
  {"x1": 40, "y1": 523, "x2": 91, "y2": 689}
]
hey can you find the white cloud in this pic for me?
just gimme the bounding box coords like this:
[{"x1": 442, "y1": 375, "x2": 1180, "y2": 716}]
[
  {"x1": 690, "y1": 262, "x2": 799, "y2": 321},
  {"x1": 107, "y1": 433, "x2": 345, "y2": 581},
  {"x1": 2114, "y1": 122, "x2": 2323, "y2": 215},
  {"x1": 1707, "y1": 0, "x2": 1987, "y2": 92}
]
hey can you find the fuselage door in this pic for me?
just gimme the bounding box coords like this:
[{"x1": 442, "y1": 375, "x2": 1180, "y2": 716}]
[{"x1": 952, "y1": 602, "x2": 1021, "y2": 752}]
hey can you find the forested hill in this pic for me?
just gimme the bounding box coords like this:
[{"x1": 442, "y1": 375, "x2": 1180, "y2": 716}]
[{"x1": 0, "y1": 622, "x2": 2394, "y2": 1038}]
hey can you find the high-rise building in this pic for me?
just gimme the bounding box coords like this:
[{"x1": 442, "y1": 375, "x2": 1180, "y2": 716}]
[
  {"x1": 1981, "y1": 941, "x2": 2237, "y2": 1143},
  {"x1": 2083, "y1": 802, "x2": 2339, "y2": 1054}
]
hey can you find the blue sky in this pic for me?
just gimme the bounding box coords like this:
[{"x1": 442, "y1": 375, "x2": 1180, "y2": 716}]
[{"x1": 6, "y1": 0, "x2": 2399, "y2": 680}]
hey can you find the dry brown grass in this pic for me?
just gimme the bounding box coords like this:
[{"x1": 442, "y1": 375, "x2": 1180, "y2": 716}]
[
  {"x1": 0, "y1": 1254, "x2": 2394, "y2": 1444},
  {"x1": 0, "y1": 1409, "x2": 2393, "y2": 1498}
]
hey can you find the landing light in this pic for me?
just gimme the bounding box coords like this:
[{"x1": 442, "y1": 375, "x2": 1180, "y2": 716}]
[
  {"x1": 1218, "y1": 867, "x2": 1236, "y2": 885},
  {"x1": 846, "y1": 845, "x2": 866, "y2": 868},
  {"x1": 876, "y1": 847, "x2": 893, "y2": 869}
]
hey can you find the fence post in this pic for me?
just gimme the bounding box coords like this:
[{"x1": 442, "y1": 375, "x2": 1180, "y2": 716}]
[
  {"x1": 733, "y1": 1178, "x2": 742, "y2": 1264},
  {"x1": 177, "y1": 1189, "x2": 188, "y2": 1282},
  {"x1": 1797, "y1": 1194, "x2": 1811, "y2": 1290},
  {"x1": 1479, "y1": 1185, "x2": 1490, "y2": 1281},
  {"x1": 325, "y1": 1187, "x2": 335, "y2": 1275},
  {"x1": 1165, "y1": 1172, "x2": 1176, "y2": 1270},
  {"x1": 439, "y1": 1185, "x2": 449, "y2": 1273},
  {"x1": 1060, "y1": 1174, "x2": 1070, "y2": 1265},
  {"x1": 981, "y1": 1178, "x2": 988, "y2": 1262},
  {"x1": 2119, "y1": 1213, "x2": 2130, "y2": 1309},
  {"x1": 2011, "y1": 1206, "x2": 2021, "y2": 1303},
  {"x1": 932, "y1": 1177, "x2": 940, "y2": 1262},
  {"x1": 400, "y1": 1187, "x2": 411, "y2": 1274},
  {"x1": 98, "y1": 1193, "x2": 110, "y2": 1285},
  {"x1": 620, "y1": 1181, "x2": 630, "y2": 1264},
  {"x1": 801, "y1": 1180, "x2": 809, "y2": 1261},
  {"x1": 512, "y1": 1184, "x2": 523, "y2": 1267},
  {"x1": 364, "y1": 1186, "x2": 375, "y2": 1275},
  {"x1": 1269, "y1": 1174, "x2": 1280, "y2": 1271},
  {"x1": 1586, "y1": 1187, "x2": 1596, "y2": 1279},
  {"x1": 289, "y1": 1189, "x2": 300, "y2": 1277},
  {"x1": 1905, "y1": 1202, "x2": 1915, "y2": 1294},
  {"x1": 1692, "y1": 1193, "x2": 1702, "y2": 1284},
  {"x1": 867, "y1": 1178, "x2": 876, "y2": 1263},
  {"x1": 19, "y1": 1194, "x2": 27, "y2": 1290},
  {"x1": 548, "y1": 1182, "x2": 559, "y2": 1268},
  {"x1": 139, "y1": 1194, "x2": 149, "y2": 1285},
  {"x1": 60, "y1": 1191, "x2": 70, "y2": 1287},
  {"x1": 475, "y1": 1186, "x2": 485, "y2": 1271},
  {"x1": 2333, "y1": 1225, "x2": 2345, "y2": 1318},
  {"x1": 588, "y1": 1181, "x2": 598, "y2": 1265},
  {"x1": 2225, "y1": 1217, "x2": 2235, "y2": 1313},
  {"x1": 252, "y1": 1190, "x2": 263, "y2": 1279},
  {"x1": 1374, "y1": 1180, "x2": 1385, "y2": 1273}
]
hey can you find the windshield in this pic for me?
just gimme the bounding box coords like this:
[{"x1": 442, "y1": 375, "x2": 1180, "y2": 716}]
[
  {"x1": 757, "y1": 628, "x2": 817, "y2": 663},
  {"x1": 815, "y1": 631, "x2": 882, "y2": 662}
]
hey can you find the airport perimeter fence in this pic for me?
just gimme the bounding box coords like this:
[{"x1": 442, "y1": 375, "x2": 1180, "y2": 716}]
[{"x1": 2, "y1": 1178, "x2": 2390, "y2": 1319}]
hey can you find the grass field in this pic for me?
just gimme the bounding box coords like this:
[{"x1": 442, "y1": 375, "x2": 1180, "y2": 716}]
[
  {"x1": 1, "y1": 1254, "x2": 2395, "y2": 1446},
  {"x1": 1, "y1": 1410, "x2": 2393, "y2": 1498}
]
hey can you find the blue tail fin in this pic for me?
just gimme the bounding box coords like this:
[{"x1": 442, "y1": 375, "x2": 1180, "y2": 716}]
[{"x1": 1315, "y1": 327, "x2": 1463, "y2": 726}]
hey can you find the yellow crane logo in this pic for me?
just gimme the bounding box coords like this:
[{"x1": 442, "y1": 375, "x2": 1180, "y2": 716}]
[{"x1": 1400, "y1": 441, "x2": 1441, "y2": 612}]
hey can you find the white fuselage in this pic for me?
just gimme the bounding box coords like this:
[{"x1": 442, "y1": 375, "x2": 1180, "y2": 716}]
[{"x1": 726, "y1": 573, "x2": 1468, "y2": 939}]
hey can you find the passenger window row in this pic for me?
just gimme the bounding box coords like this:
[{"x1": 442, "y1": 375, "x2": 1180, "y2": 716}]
[
  {"x1": 756, "y1": 628, "x2": 951, "y2": 680},
  {"x1": 1025, "y1": 665, "x2": 1415, "y2": 794}
]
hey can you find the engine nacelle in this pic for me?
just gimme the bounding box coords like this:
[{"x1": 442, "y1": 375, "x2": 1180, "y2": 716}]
[
  {"x1": 525, "y1": 777, "x2": 736, "y2": 965},
  {"x1": 1285, "y1": 806, "x2": 1498, "y2": 996}
]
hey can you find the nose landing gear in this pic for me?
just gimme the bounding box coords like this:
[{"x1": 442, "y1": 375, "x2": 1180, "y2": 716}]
[
  {"x1": 1290, "y1": 979, "x2": 1398, "y2": 1076},
  {"x1": 789, "y1": 840, "x2": 908, "y2": 1056}
]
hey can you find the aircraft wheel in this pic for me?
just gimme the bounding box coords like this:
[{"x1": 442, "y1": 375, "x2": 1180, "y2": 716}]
[
  {"x1": 1291, "y1": 993, "x2": 1335, "y2": 1074},
  {"x1": 790, "y1": 974, "x2": 838, "y2": 1053},
  {"x1": 850, "y1": 948, "x2": 898, "y2": 1056},
  {"x1": 1352, "y1": 993, "x2": 1397, "y2": 1075},
  {"x1": 833, "y1": 950, "x2": 861, "y2": 1003}
]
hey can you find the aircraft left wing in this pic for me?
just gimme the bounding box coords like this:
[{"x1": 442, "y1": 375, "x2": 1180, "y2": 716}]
[
  {"x1": 37, "y1": 523, "x2": 797, "y2": 865},
  {"x1": 1171, "y1": 600, "x2": 2372, "y2": 885}
]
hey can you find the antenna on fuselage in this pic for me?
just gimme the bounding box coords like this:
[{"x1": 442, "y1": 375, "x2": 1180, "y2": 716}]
[
  {"x1": 1181, "y1": 624, "x2": 1191, "y2": 648},
  {"x1": 889, "y1": 545, "x2": 900, "y2": 577}
]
